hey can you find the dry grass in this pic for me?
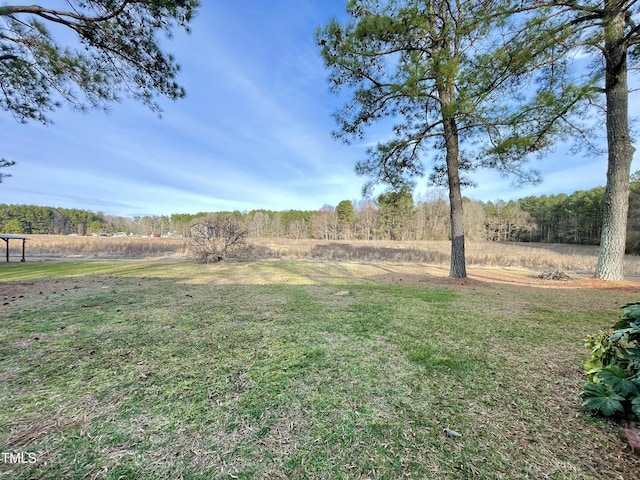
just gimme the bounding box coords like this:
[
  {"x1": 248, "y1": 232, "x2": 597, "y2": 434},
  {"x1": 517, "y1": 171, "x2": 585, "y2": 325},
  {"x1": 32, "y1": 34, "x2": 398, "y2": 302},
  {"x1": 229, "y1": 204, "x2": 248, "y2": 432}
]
[
  {"x1": 7, "y1": 235, "x2": 640, "y2": 277},
  {"x1": 7, "y1": 234, "x2": 190, "y2": 259},
  {"x1": 248, "y1": 238, "x2": 640, "y2": 277}
]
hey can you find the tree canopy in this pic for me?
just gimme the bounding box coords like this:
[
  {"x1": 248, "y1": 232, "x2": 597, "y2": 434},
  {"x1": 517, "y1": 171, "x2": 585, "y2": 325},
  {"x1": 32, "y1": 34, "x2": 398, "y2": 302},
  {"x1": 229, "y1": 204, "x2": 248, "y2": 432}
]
[{"x1": 0, "y1": 1, "x2": 199, "y2": 124}]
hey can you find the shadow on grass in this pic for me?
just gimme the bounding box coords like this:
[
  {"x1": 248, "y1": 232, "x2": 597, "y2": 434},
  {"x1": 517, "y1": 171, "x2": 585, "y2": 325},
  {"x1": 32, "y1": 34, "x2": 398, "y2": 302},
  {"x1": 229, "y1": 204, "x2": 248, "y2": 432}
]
[{"x1": 308, "y1": 242, "x2": 448, "y2": 263}]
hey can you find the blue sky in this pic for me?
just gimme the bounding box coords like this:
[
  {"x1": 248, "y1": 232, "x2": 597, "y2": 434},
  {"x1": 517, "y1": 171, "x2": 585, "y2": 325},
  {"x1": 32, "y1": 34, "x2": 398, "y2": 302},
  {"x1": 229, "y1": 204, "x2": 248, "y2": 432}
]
[{"x1": 1, "y1": 1, "x2": 638, "y2": 218}]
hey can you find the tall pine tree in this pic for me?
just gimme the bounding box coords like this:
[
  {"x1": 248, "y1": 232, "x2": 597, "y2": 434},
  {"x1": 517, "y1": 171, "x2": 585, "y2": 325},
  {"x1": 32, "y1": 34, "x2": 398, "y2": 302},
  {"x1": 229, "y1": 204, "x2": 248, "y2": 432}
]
[{"x1": 318, "y1": 0, "x2": 588, "y2": 277}]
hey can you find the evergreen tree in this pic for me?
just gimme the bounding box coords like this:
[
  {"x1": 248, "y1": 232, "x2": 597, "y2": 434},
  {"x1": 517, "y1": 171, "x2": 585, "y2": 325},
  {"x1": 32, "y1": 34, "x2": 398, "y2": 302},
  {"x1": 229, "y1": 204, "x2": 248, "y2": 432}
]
[
  {"x1": 502, "y1": 0, "x2": 639, "y2": 278},
  {"x1": 0, "y1": 1, "x2": 199, "y2": 124},
  {"x1": 376, "y1": 188, "x2": 416, "y2": 241},
  {"x1": 318, "y1": 0, "x2": 585, "y2": 277},
  {"x1": 336, "y1": 200, "x2": 356, "y2": 225},
  {"x1": 336, "y1": 199, "x2": 356, "y2": 239}
]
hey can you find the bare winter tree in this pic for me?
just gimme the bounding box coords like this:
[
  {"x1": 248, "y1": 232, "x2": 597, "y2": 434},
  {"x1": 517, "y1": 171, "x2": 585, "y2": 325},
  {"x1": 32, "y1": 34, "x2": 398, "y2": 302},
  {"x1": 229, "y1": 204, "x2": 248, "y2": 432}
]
[{"x1": 190, "y1": 215, "x2": 248, "y2": 263}]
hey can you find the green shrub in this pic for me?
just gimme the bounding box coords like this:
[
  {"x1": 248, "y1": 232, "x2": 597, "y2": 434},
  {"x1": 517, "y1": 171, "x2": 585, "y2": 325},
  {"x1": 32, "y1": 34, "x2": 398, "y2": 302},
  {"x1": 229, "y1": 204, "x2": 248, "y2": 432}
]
[{"x1": 582, "y1": 302, "x2": 640, "y2": 420}]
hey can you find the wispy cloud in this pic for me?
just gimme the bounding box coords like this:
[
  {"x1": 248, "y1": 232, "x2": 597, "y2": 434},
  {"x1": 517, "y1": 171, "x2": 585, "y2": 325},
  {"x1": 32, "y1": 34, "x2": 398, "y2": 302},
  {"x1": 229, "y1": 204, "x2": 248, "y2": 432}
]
[{"x1": 2, "y1": 1, "x2": 636, "y2": 216}]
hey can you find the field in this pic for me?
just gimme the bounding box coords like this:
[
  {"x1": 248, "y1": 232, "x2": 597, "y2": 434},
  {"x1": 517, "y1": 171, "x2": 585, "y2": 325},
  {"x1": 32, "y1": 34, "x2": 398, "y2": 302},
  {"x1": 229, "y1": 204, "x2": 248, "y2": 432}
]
[
  {"x1": 8, "y1": 235, "x2": 640, "y2": 277},
  {"x1": 2, "y1": 237, "x2": 640, "y2": 478}
]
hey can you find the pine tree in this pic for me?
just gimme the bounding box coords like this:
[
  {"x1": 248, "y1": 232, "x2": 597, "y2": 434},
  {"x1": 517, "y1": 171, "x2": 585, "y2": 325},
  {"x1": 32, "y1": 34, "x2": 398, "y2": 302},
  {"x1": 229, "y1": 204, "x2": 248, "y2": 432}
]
[{"x1": 318, "y1": 0, "x2": 586, "y2": 277}]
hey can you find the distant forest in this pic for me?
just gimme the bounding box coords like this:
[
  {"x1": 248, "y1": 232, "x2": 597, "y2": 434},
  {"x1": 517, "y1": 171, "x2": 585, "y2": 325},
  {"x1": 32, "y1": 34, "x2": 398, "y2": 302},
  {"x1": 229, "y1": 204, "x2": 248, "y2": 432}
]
[{"x1": 3, "y1": 173, "x2": 640, "y2": 251}]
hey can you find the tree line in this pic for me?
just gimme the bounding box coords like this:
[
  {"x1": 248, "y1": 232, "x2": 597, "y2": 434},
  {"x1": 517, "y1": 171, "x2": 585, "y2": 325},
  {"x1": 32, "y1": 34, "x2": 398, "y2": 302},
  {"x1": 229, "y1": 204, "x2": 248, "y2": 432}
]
[
  {"x1": 3, "y1": 174, "x2": 640, "y2": 251},
  {"x1": 0, "y1": 204, "x2": 103, "y2": 236}
]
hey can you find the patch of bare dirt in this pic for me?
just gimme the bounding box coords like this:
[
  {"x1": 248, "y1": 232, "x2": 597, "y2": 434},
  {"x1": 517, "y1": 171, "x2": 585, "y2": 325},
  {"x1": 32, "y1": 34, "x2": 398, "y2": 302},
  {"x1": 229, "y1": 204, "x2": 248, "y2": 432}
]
[
  {"x1": 1, "y1": 277, "x2": 109, "y2": 307},
  {"x1": 371, "y1": 263, "x2": 640, "y2": 293},
  {"x1": 1, "y1": 281, "x2": 63, "y2": 305}
]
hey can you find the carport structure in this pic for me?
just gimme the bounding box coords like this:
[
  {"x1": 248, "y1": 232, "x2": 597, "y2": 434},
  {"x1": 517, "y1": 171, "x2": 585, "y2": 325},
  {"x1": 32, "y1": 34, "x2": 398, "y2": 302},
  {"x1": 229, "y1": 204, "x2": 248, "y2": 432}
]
[{"x1": 0, "y1": 234, "x2": 27, "y2": 262}]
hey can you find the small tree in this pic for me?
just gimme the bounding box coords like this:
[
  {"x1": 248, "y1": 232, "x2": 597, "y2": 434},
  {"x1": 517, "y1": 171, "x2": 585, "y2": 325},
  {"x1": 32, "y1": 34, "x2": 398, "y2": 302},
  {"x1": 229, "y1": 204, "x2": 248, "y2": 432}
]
[{"x1": 190, "y1": 215, "x2": 248, "y2": 263}]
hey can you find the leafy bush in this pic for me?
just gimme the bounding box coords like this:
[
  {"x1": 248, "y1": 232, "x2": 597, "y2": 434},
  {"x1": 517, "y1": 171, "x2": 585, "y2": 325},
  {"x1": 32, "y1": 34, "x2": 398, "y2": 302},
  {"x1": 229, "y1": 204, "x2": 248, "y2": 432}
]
[{"x1": 583, "y1": 302, "x2": 640, "y2": 420}]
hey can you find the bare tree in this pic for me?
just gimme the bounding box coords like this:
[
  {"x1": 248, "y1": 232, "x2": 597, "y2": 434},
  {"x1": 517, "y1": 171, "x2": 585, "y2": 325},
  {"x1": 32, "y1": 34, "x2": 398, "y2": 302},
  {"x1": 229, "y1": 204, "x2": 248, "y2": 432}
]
[
  {"x1": 248, "y1": 212, "x2": 270, "y2": 238},
  {"x1": 314, "y1": 204, "x2": 339, "y2": 240},
  {"x1": 269, "y1": 212, "x2": 284, "y2": 238},
  {"x1": 190, "y1": 215, "x2": 248, "y2": 263},
  {"x1": 416, "y1": 190, "x2": 450, "y2": 240},
  {"x1": 463, "y1": 200, "x2": 488, "y2": 241},
  {"x1": 355, "y1": 199, "x2": 378, "y2": 240},
  {"x1": 287, "y1": 219, "x2": 309, "y2": 240}
]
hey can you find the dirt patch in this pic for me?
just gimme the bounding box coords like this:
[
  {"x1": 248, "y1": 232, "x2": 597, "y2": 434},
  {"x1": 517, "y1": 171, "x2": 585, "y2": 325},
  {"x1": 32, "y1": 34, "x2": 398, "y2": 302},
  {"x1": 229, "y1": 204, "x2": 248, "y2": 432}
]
[
  {"x1": 362, "y1": 263, "x2": 640, "y2": 314},
  {"x1": 368, "y1": 263, "x2": 640, "y2": 292},
  {"x1": 1, "y1": 277, "x2": 112, "y2": 307},
  {"x1": 1, "y1": 281, "x2": 68, "y2": 305}
]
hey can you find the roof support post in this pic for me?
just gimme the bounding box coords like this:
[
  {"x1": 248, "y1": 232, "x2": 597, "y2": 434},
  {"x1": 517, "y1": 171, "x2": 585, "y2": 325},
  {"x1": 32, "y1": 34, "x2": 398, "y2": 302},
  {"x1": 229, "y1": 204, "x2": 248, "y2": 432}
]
[{"x1": 0, "y1": 235, "x2": 28, "y2": 262}]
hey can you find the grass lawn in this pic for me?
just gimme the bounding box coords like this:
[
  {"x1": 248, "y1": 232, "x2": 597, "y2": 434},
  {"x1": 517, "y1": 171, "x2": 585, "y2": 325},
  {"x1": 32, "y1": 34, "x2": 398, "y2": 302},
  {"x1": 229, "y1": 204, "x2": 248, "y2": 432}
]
[{"x1": 1, "y1": 259, "x2": 640, "y2": 479}]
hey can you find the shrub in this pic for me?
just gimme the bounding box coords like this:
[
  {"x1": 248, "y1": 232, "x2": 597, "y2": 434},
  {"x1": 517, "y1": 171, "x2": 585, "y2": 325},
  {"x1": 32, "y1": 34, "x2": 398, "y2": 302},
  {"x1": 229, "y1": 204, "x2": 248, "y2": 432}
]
[
  {"x1": 582, "y1": 302, "x2": 640, "y2": 420},
  {"x1": 190, "y1": 216, "x2": 248, "y2": 263}
]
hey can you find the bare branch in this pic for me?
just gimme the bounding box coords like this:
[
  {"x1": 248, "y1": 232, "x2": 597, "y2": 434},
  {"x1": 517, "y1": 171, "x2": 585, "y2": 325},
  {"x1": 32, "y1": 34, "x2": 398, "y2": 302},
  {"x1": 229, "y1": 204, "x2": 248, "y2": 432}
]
[{"x1": 0, "y1": 2, "x2": 133, "y2": 25}]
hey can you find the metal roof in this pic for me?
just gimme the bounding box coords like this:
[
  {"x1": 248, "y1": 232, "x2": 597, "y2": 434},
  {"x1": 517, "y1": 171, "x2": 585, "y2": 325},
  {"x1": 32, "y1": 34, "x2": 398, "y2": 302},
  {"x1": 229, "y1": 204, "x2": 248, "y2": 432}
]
[{"x1": 0, "y1": 234, "x2": 28, "y2": 240}]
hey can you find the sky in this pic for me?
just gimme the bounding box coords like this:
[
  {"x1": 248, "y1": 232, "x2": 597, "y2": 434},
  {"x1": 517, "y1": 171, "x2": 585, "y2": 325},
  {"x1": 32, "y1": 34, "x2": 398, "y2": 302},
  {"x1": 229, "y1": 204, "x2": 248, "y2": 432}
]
[{"x1": 1, "y1": 1, "x2": 639, "y2": 218}]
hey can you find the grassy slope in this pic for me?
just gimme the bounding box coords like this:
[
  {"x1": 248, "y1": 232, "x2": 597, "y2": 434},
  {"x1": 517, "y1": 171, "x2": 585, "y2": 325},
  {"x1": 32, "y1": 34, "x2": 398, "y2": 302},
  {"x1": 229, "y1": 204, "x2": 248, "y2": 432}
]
[{"x1": 1, "y1": 260, "x2": 639, "y2": 479}]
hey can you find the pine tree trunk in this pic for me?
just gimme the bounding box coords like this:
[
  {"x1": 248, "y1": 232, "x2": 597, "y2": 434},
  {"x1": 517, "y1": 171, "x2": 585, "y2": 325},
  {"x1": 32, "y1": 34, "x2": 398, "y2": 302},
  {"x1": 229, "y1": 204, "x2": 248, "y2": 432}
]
[
  {"x1": 595, "y1": 5, "x2": 635, "y2": 280},
  {"x1": 444, "y1": 116, "x2": 467, "y2": 278}
]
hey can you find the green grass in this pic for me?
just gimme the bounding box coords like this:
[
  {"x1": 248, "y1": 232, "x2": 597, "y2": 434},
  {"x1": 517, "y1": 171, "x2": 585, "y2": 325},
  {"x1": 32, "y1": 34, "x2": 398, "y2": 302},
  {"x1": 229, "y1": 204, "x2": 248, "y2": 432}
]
[{"x1": 1, "y1": 260, "x2": 639, "y2": 479}]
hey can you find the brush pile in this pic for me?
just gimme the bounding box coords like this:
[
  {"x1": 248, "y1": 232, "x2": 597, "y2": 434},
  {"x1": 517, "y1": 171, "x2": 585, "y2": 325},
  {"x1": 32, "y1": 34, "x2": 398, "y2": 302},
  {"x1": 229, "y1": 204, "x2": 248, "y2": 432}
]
[{"x1": 537, "y1": 269, "x2": 572, "y2": 281}]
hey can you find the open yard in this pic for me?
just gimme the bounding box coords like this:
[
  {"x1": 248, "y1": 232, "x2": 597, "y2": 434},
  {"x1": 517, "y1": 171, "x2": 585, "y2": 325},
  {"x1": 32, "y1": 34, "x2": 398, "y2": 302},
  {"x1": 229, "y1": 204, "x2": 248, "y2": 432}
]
[{"x1": 2, "y1": 247, "x2": 640, "y2": 478}]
